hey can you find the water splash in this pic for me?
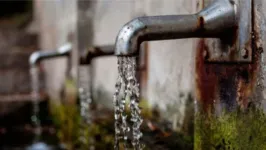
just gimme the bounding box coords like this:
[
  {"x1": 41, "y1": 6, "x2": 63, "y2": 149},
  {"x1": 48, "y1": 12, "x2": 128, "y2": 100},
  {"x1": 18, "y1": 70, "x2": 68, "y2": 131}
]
[
  {"x1": 30, "y1": 66, "x2": 41, "y2": 140},
  {"x1": 114, "y1": 57, "x2": 143, "y2": 150}
]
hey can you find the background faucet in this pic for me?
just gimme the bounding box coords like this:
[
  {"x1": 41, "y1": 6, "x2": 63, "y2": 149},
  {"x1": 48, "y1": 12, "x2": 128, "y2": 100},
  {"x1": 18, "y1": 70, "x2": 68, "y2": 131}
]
[
  {"x1": 79, "y1": 44, "x2": 146, "y2": 100},
  {"x1": 79, "y1": 45, "x2": 115, "y2": 65},
  {"x1": 78, "y1": 45, "x2": 115, "y2": 123},
  {"x1": 78, "y1": 45, "x2": 115, "y2": 104},
  {"x1": 29, "y1": 43, "x2": 72, "y2": 66}
]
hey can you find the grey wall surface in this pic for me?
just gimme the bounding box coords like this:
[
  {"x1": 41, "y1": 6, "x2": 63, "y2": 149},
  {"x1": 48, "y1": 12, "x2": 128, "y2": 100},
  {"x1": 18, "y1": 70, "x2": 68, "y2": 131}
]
[
  {"x1": 258, "y1": 0, "x2": 266, "y2": 110},
  {"x1": 145, "y1": 0, "x2": 196, "y2": 129},
  {"x1": 36, "y1": 0, "x2": 77, "y2": 103},
  {"x1": 92, "y1": 1, "x2": 135, "y2": 107},
  {"x1": 90, "y1": 0, "x2": 196, "y2": 130}
]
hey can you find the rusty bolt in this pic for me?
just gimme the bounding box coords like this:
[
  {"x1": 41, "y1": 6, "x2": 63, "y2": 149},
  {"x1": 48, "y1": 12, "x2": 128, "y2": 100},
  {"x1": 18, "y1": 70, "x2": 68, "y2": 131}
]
[{"x1": 241, "y1": 49, "x2": 248, "y2": 59}]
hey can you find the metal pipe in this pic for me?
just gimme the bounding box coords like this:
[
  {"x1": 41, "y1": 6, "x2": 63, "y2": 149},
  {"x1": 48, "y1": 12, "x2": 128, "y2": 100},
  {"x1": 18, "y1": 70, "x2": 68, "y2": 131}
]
[
  {"x1": 29, "y1": 43, "x2": 72, "y2": 66},
  {"x1": 79, "y1": 45, "x2": 115, "y2": 65},
  {"x1": 115, "y1": 0, "x2": 236, "y2": 56}
]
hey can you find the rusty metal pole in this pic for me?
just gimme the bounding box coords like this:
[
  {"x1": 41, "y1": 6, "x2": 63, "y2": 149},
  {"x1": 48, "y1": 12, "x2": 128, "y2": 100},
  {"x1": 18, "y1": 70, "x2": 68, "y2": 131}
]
[{"x1": 194, "y1": 0, "x2": 266, "y2": 149}]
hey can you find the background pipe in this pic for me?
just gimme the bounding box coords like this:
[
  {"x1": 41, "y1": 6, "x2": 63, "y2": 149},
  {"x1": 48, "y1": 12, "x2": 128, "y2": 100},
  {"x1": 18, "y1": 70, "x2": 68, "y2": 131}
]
[
  {"x1": 78, "y1": 44, "x2": 147, "y2": 106},
  {"x1": 79, "y1": 45, "x2": 115, "y2": 65},
  {"x1": 29, "y1": 43, "x2": 72, "y2": 66},
  {"x1": 78, "y1": 45, "x2": 115, "y2": 110}
]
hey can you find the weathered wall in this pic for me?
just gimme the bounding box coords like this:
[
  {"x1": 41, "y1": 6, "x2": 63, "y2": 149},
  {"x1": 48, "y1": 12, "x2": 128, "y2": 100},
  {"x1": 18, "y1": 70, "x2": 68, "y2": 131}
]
[
  {"x1": 145, "y1": 0, "x2": 196, "y2": 129},
  {"x1": 0, "y1": 2, "x2": 42, "y2": 115},
  {"x1": 92, "y1": 1, "x2": 136, "y2": 107},
  {"x1": 36, "y1": 0, "x2": 78, "y2": 103},
  {"x1": 258, "y1": 0, "x2": 266, "y2": 110},
  {"x1": 0, "y1": 25, "x2": 40, "y2": 115}
]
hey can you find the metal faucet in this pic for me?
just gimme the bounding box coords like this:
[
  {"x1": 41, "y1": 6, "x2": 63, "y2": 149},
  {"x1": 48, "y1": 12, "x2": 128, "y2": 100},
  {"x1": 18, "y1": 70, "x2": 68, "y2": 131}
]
[
  {"x1": 115, "y1": 0, "x2": 236, "y2": 56},
  {"x1": 29, "y1": 43, "x2": 72, "y2": 66},
  {"x1": 79, "y1": 45, "x2": 115, "y2": 64}
]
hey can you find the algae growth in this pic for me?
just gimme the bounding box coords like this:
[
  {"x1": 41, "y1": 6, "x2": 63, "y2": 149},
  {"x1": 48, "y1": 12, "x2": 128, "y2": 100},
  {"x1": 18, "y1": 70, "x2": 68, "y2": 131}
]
[{"x1": 195, "y1": 107, "x2": 266, "y2": 150}]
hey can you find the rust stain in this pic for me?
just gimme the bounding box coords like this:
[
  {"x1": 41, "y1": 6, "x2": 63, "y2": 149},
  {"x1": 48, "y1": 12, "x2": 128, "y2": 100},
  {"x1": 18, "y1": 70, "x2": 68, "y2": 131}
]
[
  {"x1": 136, "y1": 42, "x2": 149, "y2": 99},
  {"x1": 198, "y1": 16, "x2": 204, "y2": 29},
  {"x1": 195, "y1": 0, "x2": 261, "y2": 112},
  {"x1": 195, "y1": 39, "x2": 217, "y2": 113},
  {"x1": 79, "y1": 45, "x2": 115, "y2": 65},
  {"x1": 227, "y1": 26, "x2": 239, "y2": 61},
  {"x1": 195, "y1": 15, "x2": 206, "y2": 35},
  {"x1": 195, "y1": 31, "x2": 260, "y2": 112},
  {"x1": 140, "y1": 42, "x2": 149, "y2": 99}
]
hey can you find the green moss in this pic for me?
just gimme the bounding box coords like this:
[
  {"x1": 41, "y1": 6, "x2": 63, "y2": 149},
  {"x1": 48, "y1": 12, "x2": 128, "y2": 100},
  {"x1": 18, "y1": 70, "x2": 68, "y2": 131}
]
[
  {"x1": 50, "y1": 103, "x2": 114, "y2": 150},
  {"x1": 50, "y1": 104, "x2": 81, "y2": 150},
  {"x1": 138, "y1": 99, "x2": 153, "y2": 119},
  {"x1": 195, "y1": 108, "x2": 266, "y2": 150},
  {"x1": 63, "y1": 78, "x2": 78, "y2": 105}
]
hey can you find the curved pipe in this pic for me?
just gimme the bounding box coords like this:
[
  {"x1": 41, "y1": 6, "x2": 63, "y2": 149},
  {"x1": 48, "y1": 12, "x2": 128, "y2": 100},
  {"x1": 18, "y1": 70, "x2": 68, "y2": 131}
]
[
  {"x1": 115, "y1": 0, "x2": 236, "y2": 56},
  {"x1": 79, "y1": 45, "x2": 115, "y2": 65},
  {"x1": 29, "y1": 43, "x2": 72, "y2": 66}
]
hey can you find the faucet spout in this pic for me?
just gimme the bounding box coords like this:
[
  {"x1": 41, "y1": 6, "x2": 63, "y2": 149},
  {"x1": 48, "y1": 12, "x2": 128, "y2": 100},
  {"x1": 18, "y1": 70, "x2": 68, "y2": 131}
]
[
  {"x1": 115, "y1": 0, "x2": 236, "y2": 56},
  {"x1": 79, "y1": 45, "x2": 115, "y2": 65},
  {"x1": 29, "y1": 43, "x2": 72, "y2": 66}
]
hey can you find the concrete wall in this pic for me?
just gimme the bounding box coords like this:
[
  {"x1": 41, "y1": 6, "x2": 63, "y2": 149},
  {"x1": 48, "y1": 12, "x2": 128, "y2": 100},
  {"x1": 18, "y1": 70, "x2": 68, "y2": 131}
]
[
  {"x1": 145, "y1": 0, "x2": 196, "y2": 127},
  {"x1": 92, "y1": 1, "x2": 135, "y2": 107},
  {"x1": 36, "y1": 0, "x2": 78, "y2": 103}
]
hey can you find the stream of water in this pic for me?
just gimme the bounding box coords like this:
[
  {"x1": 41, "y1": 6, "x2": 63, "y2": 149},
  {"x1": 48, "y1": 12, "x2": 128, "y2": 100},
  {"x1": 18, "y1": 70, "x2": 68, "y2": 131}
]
[
  {"x1": 30, "y1": 66, "x2": 41, "y2": 141},
  {"x1": 114, "y1": 57, "x2": 143, "y2": 150},
  {"x1": 78, "y1": 65, "x2": 92, "y2": 124},
  {"x1": 78, "y1": 65, "x2": 93, "y2": 147}
]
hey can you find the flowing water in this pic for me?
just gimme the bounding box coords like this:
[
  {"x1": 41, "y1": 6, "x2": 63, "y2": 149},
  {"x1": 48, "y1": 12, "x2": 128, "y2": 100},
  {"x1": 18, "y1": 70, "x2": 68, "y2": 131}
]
[
  {"x1": 78, "y1": 65, "x2": 92, "y2": 124},
  {"x1": 114, "y1": 57, "x2": 130, "y2": 149},
  {"x1": 126, "y1": 57, "x2": 143, "y2": 149},
  {"x1": 30, "y1": 66, "x2": 41, "y2": 141},
  {"x1": 78, "y1": 65, "x2": 93, "y2": 147},
  {"x1": 114, "y1": 57, "x2": 143, "y2": 150}
]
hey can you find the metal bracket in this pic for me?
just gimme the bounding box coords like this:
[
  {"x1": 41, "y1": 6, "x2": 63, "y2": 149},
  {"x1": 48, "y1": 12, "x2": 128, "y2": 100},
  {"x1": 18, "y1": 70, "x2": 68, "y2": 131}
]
[{"x1": 202, "y1": 0, "x2": 253, "y2": 63}]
